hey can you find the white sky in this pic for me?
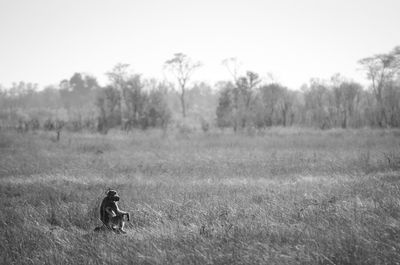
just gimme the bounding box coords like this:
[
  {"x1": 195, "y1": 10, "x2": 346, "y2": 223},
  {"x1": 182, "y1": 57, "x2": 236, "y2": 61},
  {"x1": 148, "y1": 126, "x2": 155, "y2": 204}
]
[{"x1": 0, "y1": 0, "x2": 400, "y2": 89}]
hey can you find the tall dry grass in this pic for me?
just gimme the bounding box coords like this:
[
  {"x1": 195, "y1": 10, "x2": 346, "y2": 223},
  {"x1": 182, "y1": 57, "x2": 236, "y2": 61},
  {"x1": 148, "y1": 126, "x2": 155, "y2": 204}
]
[{"x1": 0, "y1": 128, "x2": 399, "y2": 264}]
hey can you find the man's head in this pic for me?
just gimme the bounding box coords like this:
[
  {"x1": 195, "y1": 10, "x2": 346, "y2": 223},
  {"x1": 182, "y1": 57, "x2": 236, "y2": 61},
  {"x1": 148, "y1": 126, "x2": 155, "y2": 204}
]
[{"x1": 106, "y1": 190, "x2": 120, "y2": 201}]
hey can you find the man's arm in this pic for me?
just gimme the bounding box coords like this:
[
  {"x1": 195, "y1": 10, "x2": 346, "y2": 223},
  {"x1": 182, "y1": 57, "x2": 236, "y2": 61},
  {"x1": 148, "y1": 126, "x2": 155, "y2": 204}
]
[{"x1": 115, "y1": 203, "x2": 130, "y2": 221}]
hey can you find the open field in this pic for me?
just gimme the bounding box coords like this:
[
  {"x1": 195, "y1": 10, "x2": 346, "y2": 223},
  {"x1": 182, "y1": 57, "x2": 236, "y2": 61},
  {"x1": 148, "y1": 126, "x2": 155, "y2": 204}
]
[{"x1": 1, "y1": 128, "x2": 400, "y2": 265}]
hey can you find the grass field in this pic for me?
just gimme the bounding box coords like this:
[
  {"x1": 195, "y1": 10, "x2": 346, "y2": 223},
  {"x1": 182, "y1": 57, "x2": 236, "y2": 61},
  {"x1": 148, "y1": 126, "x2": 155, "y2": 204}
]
[{"x1": 1, "y1": 128, "x2": 400, "y2": 265}]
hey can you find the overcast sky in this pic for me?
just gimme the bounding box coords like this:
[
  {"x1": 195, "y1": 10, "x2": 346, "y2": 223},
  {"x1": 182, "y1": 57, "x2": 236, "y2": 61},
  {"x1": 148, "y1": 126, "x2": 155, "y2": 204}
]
[{"x1": 0, "y1": 0, "x2": 399, "y2": 89}]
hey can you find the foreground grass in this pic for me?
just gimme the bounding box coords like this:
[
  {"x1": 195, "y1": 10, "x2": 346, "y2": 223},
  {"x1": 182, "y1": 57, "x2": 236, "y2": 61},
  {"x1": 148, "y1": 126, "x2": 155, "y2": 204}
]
[{"x1": 0, "y1": 128, "x2": 400, "y2": 264}]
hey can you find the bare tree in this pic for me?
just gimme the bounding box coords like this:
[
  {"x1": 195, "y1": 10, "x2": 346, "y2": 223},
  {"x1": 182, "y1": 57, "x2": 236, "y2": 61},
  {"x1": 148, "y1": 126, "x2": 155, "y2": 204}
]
[
  {"x1": 259, "y1": 83, "x2": 285, "y2": 127},
  {"x1": 95, "y1": 85, "x2": 120, "y2": 133},
  {"x1": 303, "y1": 80, "x2": 333, "y2": 129},
  {"x1": 222, "y1": 57, "x2": 242, "y2": 82},
  {"x1": 106, "y1": 63, "x2": 130, "y2": 129},
  {"x1": 236, "y1": 71, "x2": 261, "y2": 128},
  {"x1": 125, "y1": 74, "x2": 145, "y2": 129},
  {"x1": 164, "y1": 53, "x2": 201, "y2": 118},
  {"x1": 281, "y1": 87, "x2": 294, "y2": 127},
  {"x1": 359, "y1": 46, "x2": 400, "y2": 127},
  {"x1": 221, "y1": 58, "x2": 262, "y2": 130}
]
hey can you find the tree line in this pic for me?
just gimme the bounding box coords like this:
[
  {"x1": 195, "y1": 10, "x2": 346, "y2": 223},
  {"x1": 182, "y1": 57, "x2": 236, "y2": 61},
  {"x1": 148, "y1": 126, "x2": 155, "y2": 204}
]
[{"x1": 0, "y1": 46, "x2": 399, "y2": 133}]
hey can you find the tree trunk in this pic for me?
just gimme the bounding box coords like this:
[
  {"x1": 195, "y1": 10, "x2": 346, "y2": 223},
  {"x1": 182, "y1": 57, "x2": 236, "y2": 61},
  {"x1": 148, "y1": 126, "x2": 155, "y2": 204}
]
[
  {"x1": 376, "y1": 96, "x2": 387, "y2": 128},
  {"x1": 290, "y1": 113, "x2": 294, "y2": 126},
  {"x1": 380, "y1": 105, "x2": 388, "y2": 127},
  {"x1": 180, "y1": 87, "x2": 186, "y2": 118},
  {"x1": 120, "y1": 85, "x2": 128, "y2": 129},
  {"x1": 375, "y1": 83, "x2": 388, "y2": 128},
  {"x1": 282, "y1": 109, "x2": 287, "y2": 127},
  {"x1": 342, "y1": 110, "x2": 347, "y2": 129}
]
